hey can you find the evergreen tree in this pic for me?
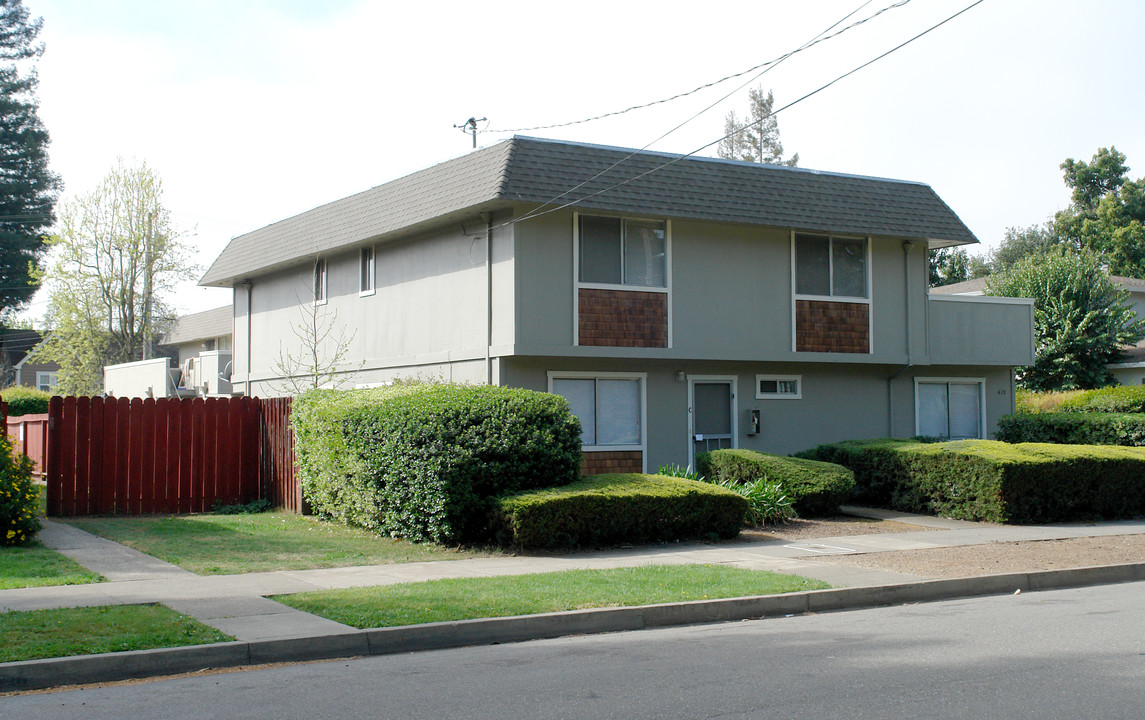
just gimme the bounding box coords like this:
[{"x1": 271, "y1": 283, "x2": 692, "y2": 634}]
[
  {"x1": 716, "y1": 87, "x2": 798, "y2": 167},
  {"x1": 0, "y1": 0, "x2": 60, "y2": 319}
]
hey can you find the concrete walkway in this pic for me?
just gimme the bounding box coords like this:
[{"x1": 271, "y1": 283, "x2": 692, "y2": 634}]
[{"x1": 5, "y1": 508, "x2": 1145, "y2": 643}]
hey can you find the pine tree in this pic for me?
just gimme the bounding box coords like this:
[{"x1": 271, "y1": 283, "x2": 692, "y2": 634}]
[
  {"x1": 716, "y1": 87, "x2": 798, "y2": 167},
  {"x1": 0, "y1": 0, "x2": 60, "y2": 319}
]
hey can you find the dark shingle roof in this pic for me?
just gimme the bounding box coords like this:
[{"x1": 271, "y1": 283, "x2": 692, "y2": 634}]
[{"x1": 201, "y1": 136, "x2": 977, "y2": 286}]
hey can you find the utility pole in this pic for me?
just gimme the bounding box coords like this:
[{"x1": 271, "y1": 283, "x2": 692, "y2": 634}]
[{"x1": 453, "y1": 117, "x2": 486, "y2": 149}]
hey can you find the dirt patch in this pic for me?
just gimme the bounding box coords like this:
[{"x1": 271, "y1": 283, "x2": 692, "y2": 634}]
[
  {"x1": 734, "y1": 516, "x2": 938, "y2": 542},
  {"x1": 810, "y1": 534, "x2": 1145, "y2": 578}
]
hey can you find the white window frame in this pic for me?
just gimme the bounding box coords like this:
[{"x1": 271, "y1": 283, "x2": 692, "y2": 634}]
[
  {"x1": 913, "y1": 377, "x2": 986, "y2": 440},
  {"x1": 790, "y1": 231, "x2": 874, "y2": 354},
  {"x1": 791, "y1": 232, "x2": 872, "y2": 302},
  {"x1": 572, "y1": 212, "x2": 673, "y2": 347},
  {"x1": 547, "y1": 370, "x2": 647, "y2": 456},
  {"x1": 313, "y1": 257, "x2": 328, "y2": 306},
  {"x1": 36, "y1": 371, "x2": 58, "y2": 392},
  {"x1": 756, "y1": 374, "x2": 802, "y2": 400},
  {"x1": 359, "y1": 246, "x2": 376, "y2": 297}
]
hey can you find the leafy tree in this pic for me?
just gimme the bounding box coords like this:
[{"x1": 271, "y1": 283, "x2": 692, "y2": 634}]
[
  {"x1": 986, "y1": 248, "x2": 1144, "y2": 391},
  {"x1": 928, "y1": 247, "x2": 970, "y2": 287},
  {"x1": 991, "y1": 223, "x2": 1057, "y2": 273},
  {"x1": 32, "y1": 160, "x2": 196, "y2": 395},
  {"x1": 0, "y1": 0, "x2": 61, "y2": 319},
  {"x1": 716, "y1": 87, "x2": 798, "y2": 167},
  {"x1": 1053, "y1": 147, "x2": 1145, "y2": 277}
]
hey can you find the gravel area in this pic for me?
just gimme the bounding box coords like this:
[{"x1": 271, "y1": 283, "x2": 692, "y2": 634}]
[
  {"x1": 810, "y1": 534, "x2": 1145, "y2": 578},
  {"x1": 733, "y1": 516, "x2": 1145, "y2": 579}
]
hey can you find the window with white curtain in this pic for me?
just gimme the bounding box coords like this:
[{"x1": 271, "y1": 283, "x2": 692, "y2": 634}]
[
  {"x1": 550, "y1": 375, "x2": 643, "y2": 448},
  {"x1": 917, "y1": 380, "x2": 983, "y2": 440}
]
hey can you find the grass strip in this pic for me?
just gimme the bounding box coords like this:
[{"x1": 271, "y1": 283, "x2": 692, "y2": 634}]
[
  {"x1": 63, "y1": 511, "x2": 495, "y2": 575},
  {"x1": 0, "y1": 604, "x2": 234, "y2": 663},
  {"x1": 0, "y1": 542, "x2": 103, "y2": 589},
  {"x1": 276, "y1": 564, "x2": 830, "y2": 628}
]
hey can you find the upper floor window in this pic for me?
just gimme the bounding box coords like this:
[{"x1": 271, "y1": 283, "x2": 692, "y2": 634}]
[
  {"x1": 313, "y1": 258, "x2": 327, "y2": 305},
  {"x1": 36, "y1": 371, "x2": 58, "y2": 392},
  {"x1": 360, "y1": 247, "x2": 375, "y2": 296},
  {"x1": 579, "y1": 216, "x2": 667, "y2": 288},
  {"x1": 795, "y1": 233, "x2": 868, "y2": 299}
]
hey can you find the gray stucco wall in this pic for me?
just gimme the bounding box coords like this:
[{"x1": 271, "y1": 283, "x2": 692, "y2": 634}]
[
  {"x1": 510, "y1": 210, "x2": 1018, "y2": 368},
  {"x1": 501, "y1": 357, "x2": 1015, "y2": 471},
  {"x1": 232, "y1": 214, "x2": 514, "y2": 395}
]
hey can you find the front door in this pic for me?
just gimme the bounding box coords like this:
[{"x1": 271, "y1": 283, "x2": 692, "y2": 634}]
[{"x1": 689, "y1": 377, "x2": 737, "y2": 468}]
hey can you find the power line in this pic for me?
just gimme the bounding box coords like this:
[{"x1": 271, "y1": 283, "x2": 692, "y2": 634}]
[
  {"x1": 486, "y1": 0, "x2": 909, "y2": 135},
  {"x1": 507, "y1": 0, "x2": 891, "y2": 227},
  {"x1": 506, "y1": 0, "x2": 987, "y2": 231}
]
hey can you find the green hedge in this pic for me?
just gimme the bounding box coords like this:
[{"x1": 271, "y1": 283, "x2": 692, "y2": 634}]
[
  {"x1": 293, "y1": 383, "x2": 582, "y2": 544},
  {"x1": 1055, "y1": 385, "x2": 1145, "y2": 413},
  {"x1": 797, "y1": 438, "x2": 1145, "y2": 523},
  {"x1": 495, "y1": 474, "x2": 747, "y2": 549},
  {"x1": 996, "y1": 412, "x2": 1145, "y2": 446},
  {"x1": 0, "y1": 386, "x2": 51, "y2": 417},
  {"x1": 695, "y1": 449, "x2": 855, "y2": 516}
]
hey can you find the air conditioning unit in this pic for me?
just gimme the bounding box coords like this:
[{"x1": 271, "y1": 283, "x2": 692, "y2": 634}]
[{"x1": 180, "y1": 358, "x2": 195, "y2": 388}]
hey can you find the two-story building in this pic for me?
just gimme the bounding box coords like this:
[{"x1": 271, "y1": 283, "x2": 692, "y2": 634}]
[{"x1": 201, "y1": 137, "x2": 1034, "y2": 472}]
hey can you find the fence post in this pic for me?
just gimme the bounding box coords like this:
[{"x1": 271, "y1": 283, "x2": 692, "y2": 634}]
[{"x1": 44, "y1": 396, "x2": 63, "y2": 517}]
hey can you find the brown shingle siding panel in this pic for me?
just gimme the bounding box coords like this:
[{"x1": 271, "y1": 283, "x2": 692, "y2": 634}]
[
  {"x1": 578, "y1": 289, "x2": 668, "y2": 348},
  {"x1": 796, "y1": 300, "x2": 869, "y2": 353},
  {"x1": 581, "y1": 451, "x2": 643, "y2": 476}
]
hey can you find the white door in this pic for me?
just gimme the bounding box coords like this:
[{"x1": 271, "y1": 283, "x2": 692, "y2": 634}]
[{"x1": 689, "y1": 377, "x2": 737, "y2": 467}]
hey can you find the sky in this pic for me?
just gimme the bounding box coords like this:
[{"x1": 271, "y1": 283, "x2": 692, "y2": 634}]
[{"x1": 18, "y1": 0, "x2": 1145, "y2": 320}]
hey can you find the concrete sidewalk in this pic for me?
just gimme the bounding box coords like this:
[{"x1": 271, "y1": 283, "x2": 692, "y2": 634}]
[{"x1": 3, "y1": 509, "x2": 1145, "y2": 691}]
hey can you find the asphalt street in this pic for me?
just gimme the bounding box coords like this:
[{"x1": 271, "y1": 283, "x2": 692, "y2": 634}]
[{"x1": 5, "y1": 580, "x2": 1144, "y2": 719}]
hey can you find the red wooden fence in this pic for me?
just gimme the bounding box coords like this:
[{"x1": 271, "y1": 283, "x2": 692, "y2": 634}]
[
  {"x1": 5, "y1": 411, "x2": 50, "y2": 480},
  {"x1": 39, "y1": 395, "x2": 299, "y2": 517}
]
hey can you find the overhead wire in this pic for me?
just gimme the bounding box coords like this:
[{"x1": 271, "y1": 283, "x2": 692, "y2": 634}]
[
  {"x1": 503, "y1": 0, "x2": 987, "y2": 231},
  {"x1": 506, "y1": 0, "x2": 895, "y2": 228},
  {"x1": 485, "y1": 0, "x2": 907, "y2": 135}
]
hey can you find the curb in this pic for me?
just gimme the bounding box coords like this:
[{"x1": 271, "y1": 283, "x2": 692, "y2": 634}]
[{"x1": 5, "y1": 562, "x2": 1144, "y2": 692}]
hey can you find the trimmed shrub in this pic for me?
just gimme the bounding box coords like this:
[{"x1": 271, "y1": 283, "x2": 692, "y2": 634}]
[
  {"x1": 798, "y1": 438, "x2": 1145, "y2": 523},
  {"x1": 1016, "y1": 385, "x2": 1145, "y2": 414},
  {"x1": 495, "y1": 474, "x2": 746, "y2": 549},
  {"x1": 0, "y1": 386, "x2": 51, "y2": 417},
  {"x1": 696, "y1": 449, "x2": 855, "y2": 516},
  {"x1": 1, "y1": 433, "x2": 40, "y2": 546},
  {"x1": 996, "y1": 412, "x2": 1145, "y2": 446},
  {"x1": 293, "y1": 383, "x2": 582, "y2": 544}
]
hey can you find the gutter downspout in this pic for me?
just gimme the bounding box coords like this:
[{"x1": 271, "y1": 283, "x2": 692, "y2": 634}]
[
  {"x1": 480, "y1": 212, "x2": 493, "y2": 386},
  {"x1": 241, "y1": 280, "x2": 253, "y2": 396},
  {"x1": 887, "y1": 240, "x2": 916, "y2": 436}
]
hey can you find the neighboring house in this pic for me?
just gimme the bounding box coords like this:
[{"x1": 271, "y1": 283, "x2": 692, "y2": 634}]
[
  {"x1": 200, "y1": 136, "x2": 1034, "y2": 472},
  {"x1": 933, "y1": 274, "x2": 1145, "y2": 385},
  {"x1": 102, "y1": 306, "x2": 236, "y2": 398},
  {"x1": 0, "y1": 329, "x2": 59, "y2": 392}
]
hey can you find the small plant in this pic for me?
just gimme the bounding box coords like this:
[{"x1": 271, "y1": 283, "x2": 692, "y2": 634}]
[
  {"x1": 656, "y1": 463, "x2": 703, "y2": 482},
  {"x1": 211, "y1": 498, "x2": 274, "y2": 515},
  {"x1": 1, "y1": 433, "x2": 41, "y2": 546},
  {"x1": 715, "y1": 477, "x2": 796, "y2": 526}
]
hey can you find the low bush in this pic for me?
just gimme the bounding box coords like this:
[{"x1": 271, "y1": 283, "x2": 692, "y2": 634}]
[
  {"x1": 996, "y1": 412, "x2": 1145, "y2": 446},
  {"x1": 797, "y1": 438, "x2": 1145, "y2": 523},
  {"x1": 1, "y1": 432, "x2": 40, "y2": 546},
  {"x1": 695, "y1": 449, "x2": 855, "y2": 516},
  {"x1": 0, "y1": 386, "x2": 51, "y2": 417},
  {"x1": 1016, "y1": 385, "x2": 1145, "y2": 414},
  {"x1": 495, "y1": 474, "x2": 746, "y2": 549},
  {"x1": 293, "y1": 383, "x2": 582, "y2": 544}
]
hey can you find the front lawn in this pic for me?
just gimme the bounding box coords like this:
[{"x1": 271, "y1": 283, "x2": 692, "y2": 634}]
[
  {"x1": 0, "y1": 542, "x2": 103, "y2": 589},
  {"x1": 0, "y1": 604, "x2": 233, "y2": 663},
  {"x1": 63, "y1": 511, "x2": 498, "y2": 575},
  {"x1": 276, "y1": 564, "x2": 830, "y2": 628}
]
